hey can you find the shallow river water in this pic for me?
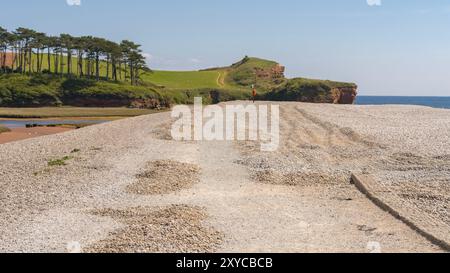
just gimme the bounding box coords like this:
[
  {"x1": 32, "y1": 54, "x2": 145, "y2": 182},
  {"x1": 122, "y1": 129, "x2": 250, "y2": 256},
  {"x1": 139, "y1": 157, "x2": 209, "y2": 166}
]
[{"x1": 0, "y1": 119, "x2": 111, "y2": 129}]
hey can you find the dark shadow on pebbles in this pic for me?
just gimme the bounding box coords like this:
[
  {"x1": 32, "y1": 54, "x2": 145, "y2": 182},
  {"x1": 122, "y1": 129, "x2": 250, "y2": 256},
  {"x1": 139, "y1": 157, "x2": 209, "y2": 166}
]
[
  {"x1": 127, "y1": 160, "x2": 200, "y2": 195},
  {"x1": 151, "y1": 123, "x2": 173, "y2": 140},
  {"x1": 151, "y1": 123, "x2": 196, "y2": 144},
  {"x1": 254, "y1": 170, "x2": 349, "y2": 187},
  {"x1": 86, "y1": 205, "x2": 223, "y2": 253}
]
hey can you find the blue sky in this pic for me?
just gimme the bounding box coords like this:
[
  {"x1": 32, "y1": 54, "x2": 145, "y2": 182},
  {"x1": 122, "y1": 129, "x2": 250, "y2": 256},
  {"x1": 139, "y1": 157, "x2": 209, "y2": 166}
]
[{"x1": 2, "y1": 0, "x2": 450, "y2": 96}]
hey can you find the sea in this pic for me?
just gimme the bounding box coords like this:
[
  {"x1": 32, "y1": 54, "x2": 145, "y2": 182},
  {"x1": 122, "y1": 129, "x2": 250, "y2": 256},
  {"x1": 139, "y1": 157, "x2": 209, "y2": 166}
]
[{"x1": 356, "y1": 96, "x2": 450, "y2": 109}]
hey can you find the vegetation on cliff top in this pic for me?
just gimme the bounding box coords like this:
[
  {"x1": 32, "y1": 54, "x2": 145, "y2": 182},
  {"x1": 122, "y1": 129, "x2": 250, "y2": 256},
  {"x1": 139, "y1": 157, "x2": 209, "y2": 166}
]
[
  {"x1": 0, "y1": 73, "x2": 250, "y2": 108},
  {"x1": 0, "y1": 74, "x2": 166, "y2": 107},
  {"x1": 226, "y1": 57, "x2": 285, "y2": 91}
]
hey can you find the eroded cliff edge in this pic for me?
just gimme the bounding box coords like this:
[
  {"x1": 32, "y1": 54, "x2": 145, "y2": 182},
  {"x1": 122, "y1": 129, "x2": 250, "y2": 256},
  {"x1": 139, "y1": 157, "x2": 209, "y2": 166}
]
[
  {"x1": 226, "y1": 57, "x2": 358, "y2": 104},
  {"x1": 262, "y1": 77, "x2": 358, "y2": 104}
]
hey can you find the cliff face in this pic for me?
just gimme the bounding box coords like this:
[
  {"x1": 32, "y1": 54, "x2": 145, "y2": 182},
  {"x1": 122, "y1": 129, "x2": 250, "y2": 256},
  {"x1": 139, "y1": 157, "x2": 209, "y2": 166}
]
[
  {"x1": 0, "y1": 53, "x2": 15, "y2": 69},
  {"x1": 331, "y1": 86, "x2": 358, "y2": 104},
  {"x1": 262, "y1": 78, "x2": 358, "y2": 104},
  {"x1": 254, "y1": 64, "x2": 285, "y2": 81},
  {"x1": 62, "y1": 97, "x2": 170, "y2": 109}
]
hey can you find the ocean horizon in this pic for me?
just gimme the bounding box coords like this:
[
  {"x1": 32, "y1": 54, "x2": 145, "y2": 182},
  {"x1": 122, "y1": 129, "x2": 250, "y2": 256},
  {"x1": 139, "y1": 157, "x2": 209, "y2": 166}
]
[{"x1": 356, "y1": 96, "x2": 450, "y2": 109}]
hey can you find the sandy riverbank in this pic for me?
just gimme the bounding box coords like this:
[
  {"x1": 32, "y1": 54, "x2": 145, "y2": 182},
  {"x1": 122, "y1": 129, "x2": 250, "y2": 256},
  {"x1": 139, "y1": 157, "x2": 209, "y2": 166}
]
[
  {"x1": 0, "y1": 127, "x2": 74, "y2": 145},
  {"x1": 0, "y1": 102, "x2": 448, "y2": 253},
  {"x1": 0, "y1": 116, "x2": 121, "y2": 144}
]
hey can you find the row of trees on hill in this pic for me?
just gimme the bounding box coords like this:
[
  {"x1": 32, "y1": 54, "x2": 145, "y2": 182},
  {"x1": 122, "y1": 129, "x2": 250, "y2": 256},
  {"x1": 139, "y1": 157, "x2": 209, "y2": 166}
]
[{"x1": 0, "y1": 27, "x2": 149, "y2": 85}]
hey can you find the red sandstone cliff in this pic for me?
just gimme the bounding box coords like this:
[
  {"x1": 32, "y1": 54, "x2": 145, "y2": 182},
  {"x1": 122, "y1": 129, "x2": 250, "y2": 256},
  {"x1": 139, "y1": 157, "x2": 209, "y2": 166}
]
[
  {"x1": 0, "y1": 53, "x2": 15, "y2": 69},
  {"x1": 331, "y1": 86, "x2": 358, "y2": 104}
]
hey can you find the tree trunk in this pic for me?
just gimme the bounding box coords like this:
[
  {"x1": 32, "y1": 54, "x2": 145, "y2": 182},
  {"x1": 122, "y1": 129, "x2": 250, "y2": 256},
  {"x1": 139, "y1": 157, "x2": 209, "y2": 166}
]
[
  {"x1": 60, "y1": 50, "x2": 63, "y2": 77},
  {"x1": 28, "y1": 48, "x2": 32, "y2": 73},
  {"x1": 112, "y1": 60, "x2": 117, "y2": 81},
  {"x1": 36, "y1": 49, "x2": 40, "y2": 73},
  {"x1": 124, "y1": 63, "x2": 128, "y2": 81},
  {"x1": 22, "y1": 48, "x2": 26, "y2": 74},
  {"x1": 119, "y1": 62, "x2": 122, "y2": 80},
  {"x1": 40, "y1": 51, "x2": 44, "y2": 73},
  {"x1": 12, "y1": 46, "x2": 17, "y2": 71},
  {"x1": 12, "y1": 47, "x2": 17, "y2": 71},
  {"x1": 95, "y1": 53, "x2": 100, "y2": 81},
  {"x1": 21, "y1": 47, "x2": 26, "y2": 74},
  {"x1": 77, "y1": 51, "x2": 81, "y2": 77},
  {"x1": 67, "y1": 50, "x2": 71, "y2": 76},
  {"x1": 55, "y1": 53, "x2": 59, "y2": 74},
  {"x1": 106, "y1": 55, "x2": 110, "y2": 80},
  {"x1": 130, "y1": 62, "x2": 134, "y2": 85},
  {"x1": 78, "y1": 53, "x2": 83, "y2": 77},
  {"x1": 18, "y1": 46, "x2": 22, "y2": 73},
  {"x1": 47, "y1": 48, "x2": 51, "y2": 73},
  {"x1": 86, "y1": 59, "x2": 90, "y2": 78},
  {"x1": 1, "y1": 49, "x2": 6, "y2": 73}
]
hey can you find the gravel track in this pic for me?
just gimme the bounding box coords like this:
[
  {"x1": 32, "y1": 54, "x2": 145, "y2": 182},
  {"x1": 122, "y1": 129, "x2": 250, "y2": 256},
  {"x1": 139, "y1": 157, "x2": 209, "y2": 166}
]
[{"x1": 0, "y1": 102, "x2": 447, "y2": 253}]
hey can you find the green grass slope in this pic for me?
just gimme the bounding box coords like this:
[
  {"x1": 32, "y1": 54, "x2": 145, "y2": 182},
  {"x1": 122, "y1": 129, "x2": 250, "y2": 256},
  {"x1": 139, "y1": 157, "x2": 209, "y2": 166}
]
[
  {"x1": 139, "y1": 57, "x2": 283, "y2": 91},
  {"x1": 18, "y1": 54, "x2": 283, "y2": 91},
  {"x1": 141, "y1": 70, "x2": 221, "y2": 89},
  {"x1": 0, "y1": 74, "x2": 168, "y2": 107}
]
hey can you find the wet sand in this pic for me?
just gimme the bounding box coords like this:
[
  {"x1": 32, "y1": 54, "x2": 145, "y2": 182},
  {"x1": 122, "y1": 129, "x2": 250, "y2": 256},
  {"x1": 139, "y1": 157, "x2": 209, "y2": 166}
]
[{"x1": 0, "y1": 127, "x2": 74, "y2": 144}]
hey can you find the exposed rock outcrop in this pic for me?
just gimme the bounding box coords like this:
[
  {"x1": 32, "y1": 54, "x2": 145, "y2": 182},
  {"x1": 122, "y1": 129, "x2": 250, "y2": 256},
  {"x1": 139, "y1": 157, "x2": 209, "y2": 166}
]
[
  {"x1": 63, "y1": 97, "x2": 170, "y2": 109},
  {"x1": 262, "y1": 78, "x2": 358, "y2": 104},
  {"x1": 254, "y1": 64, "x2": 285, "y2": 81},
  {"x1": 331, "y1": 86, "x2": 358, "y2": 104},
  {"x1": 0, "y1": 53, "x2": 15, "y2": 69}
]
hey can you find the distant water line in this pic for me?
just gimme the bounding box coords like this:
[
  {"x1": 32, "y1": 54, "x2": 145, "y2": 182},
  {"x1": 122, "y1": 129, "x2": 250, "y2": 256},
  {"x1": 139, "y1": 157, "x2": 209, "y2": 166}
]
[
  {"x1": 0, "y1": 119, "x2": 110, "y2": 129},
  {"x1": 356, "y1": 96, "x2": 450, "y2": 109}
]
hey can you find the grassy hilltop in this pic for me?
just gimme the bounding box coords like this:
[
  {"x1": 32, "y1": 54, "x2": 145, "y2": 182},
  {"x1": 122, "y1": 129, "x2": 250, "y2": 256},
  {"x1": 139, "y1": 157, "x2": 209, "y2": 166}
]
[{"x1": 143, "y1": 56, "x2": 285, "y2": 91}]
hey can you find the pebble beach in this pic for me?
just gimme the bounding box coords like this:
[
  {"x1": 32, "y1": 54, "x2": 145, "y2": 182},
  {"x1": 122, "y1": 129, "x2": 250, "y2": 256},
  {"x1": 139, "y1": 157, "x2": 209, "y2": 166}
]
[{"x1": 0, "y1": 102, "x2": 448, "y2": 253}]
